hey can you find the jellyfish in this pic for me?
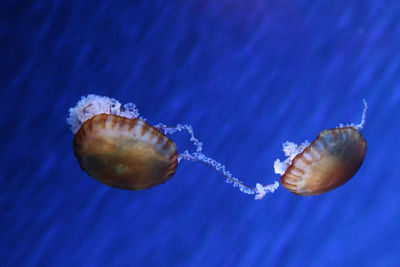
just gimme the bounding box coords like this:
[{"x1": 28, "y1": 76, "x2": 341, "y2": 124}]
[
  {"x1": 274, "y1": 100, "x2": 368, "y2": 196},
  {"x1": 67, "y1": 95, "x2": 279, "y2": 200}
]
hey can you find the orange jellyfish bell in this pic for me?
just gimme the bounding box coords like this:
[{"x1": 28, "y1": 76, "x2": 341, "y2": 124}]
[
  {"x1": 68, "y1": 95, "x2": 177, "y2": 190},
  {"x1": 274, "y1": 100, "x2": 368, "y2": 196},
  {"x1": 73, "y1": 114, "x2": 178, "y2": 190}
]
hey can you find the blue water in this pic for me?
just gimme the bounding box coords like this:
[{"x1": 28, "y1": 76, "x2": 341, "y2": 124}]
[{"x1": 1, "y1": 1, "x2": 400, "y2": 266}]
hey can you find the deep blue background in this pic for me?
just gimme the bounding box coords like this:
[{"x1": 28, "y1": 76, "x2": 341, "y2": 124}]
[{"x1": 1, "y1": 1, "x2": 400, "y2": 266}]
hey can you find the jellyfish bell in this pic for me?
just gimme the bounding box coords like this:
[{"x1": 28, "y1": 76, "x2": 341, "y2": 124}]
[
  {"x1": 73, "y1": 114, "x2": 178, "y2": 190},
  {"x1": 67, "y1": 95, "x2": 178, "y2": 190},
  {"x1": 274, "y1": 100, "x2": 368, "y2": 196},
  {"x1": 67, "y1": 95, "x2": 278, "y2": 199},
  {"x1": 277, "y1": 126, "x2": 367, "y2": 196}
]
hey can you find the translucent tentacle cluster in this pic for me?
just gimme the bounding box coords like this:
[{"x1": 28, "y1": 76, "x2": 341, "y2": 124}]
[
  {"x1": 274, "y1": 141, "x2": 310, "y2": 176},
  {"x1": 67, "y1": 94, "x2": 142, "y2": 134}
]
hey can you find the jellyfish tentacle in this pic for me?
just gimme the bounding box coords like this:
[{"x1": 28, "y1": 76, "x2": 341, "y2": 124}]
[
  {"x1": 82, "y1": 103, "x2": 93, "y2": 114},
  {"x1": 160, "y1": 121, "x2": 279, "y2": 199},
  {"x1": 257, "y1": 182, "x2": 280, "y2": 200},
  {"x1": 67, "y1": 95, "x2": 141, "y2": 134},
  {"x1": 179, "y1": 151, "x2": 279, "y2": 200},
  {"x1": 155, "y1": 123, "x2": 203, "y2": 153},
  {"x1": 178, "y1": 153, "x2": 255, "y2": 190},
  {"x1": 337, "y1": 99, "x2": 368, "y2": 129},
  {"x1": 356, "y1": 98, "x2": 368, "y2": 130}
]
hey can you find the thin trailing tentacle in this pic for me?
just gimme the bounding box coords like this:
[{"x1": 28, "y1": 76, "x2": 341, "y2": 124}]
[
  {"x1": 338, "y1": 99, "x2": 368, "y2": 129},
  {"x1": 157, "y1": 121, "x2": 279, "y2": 199},
  {"x1": 179, "y1": 151, "x2": 279, "y2": 200},
  {"x1": 356, "y1": 99, "x2": 368, "y2": 130}
]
